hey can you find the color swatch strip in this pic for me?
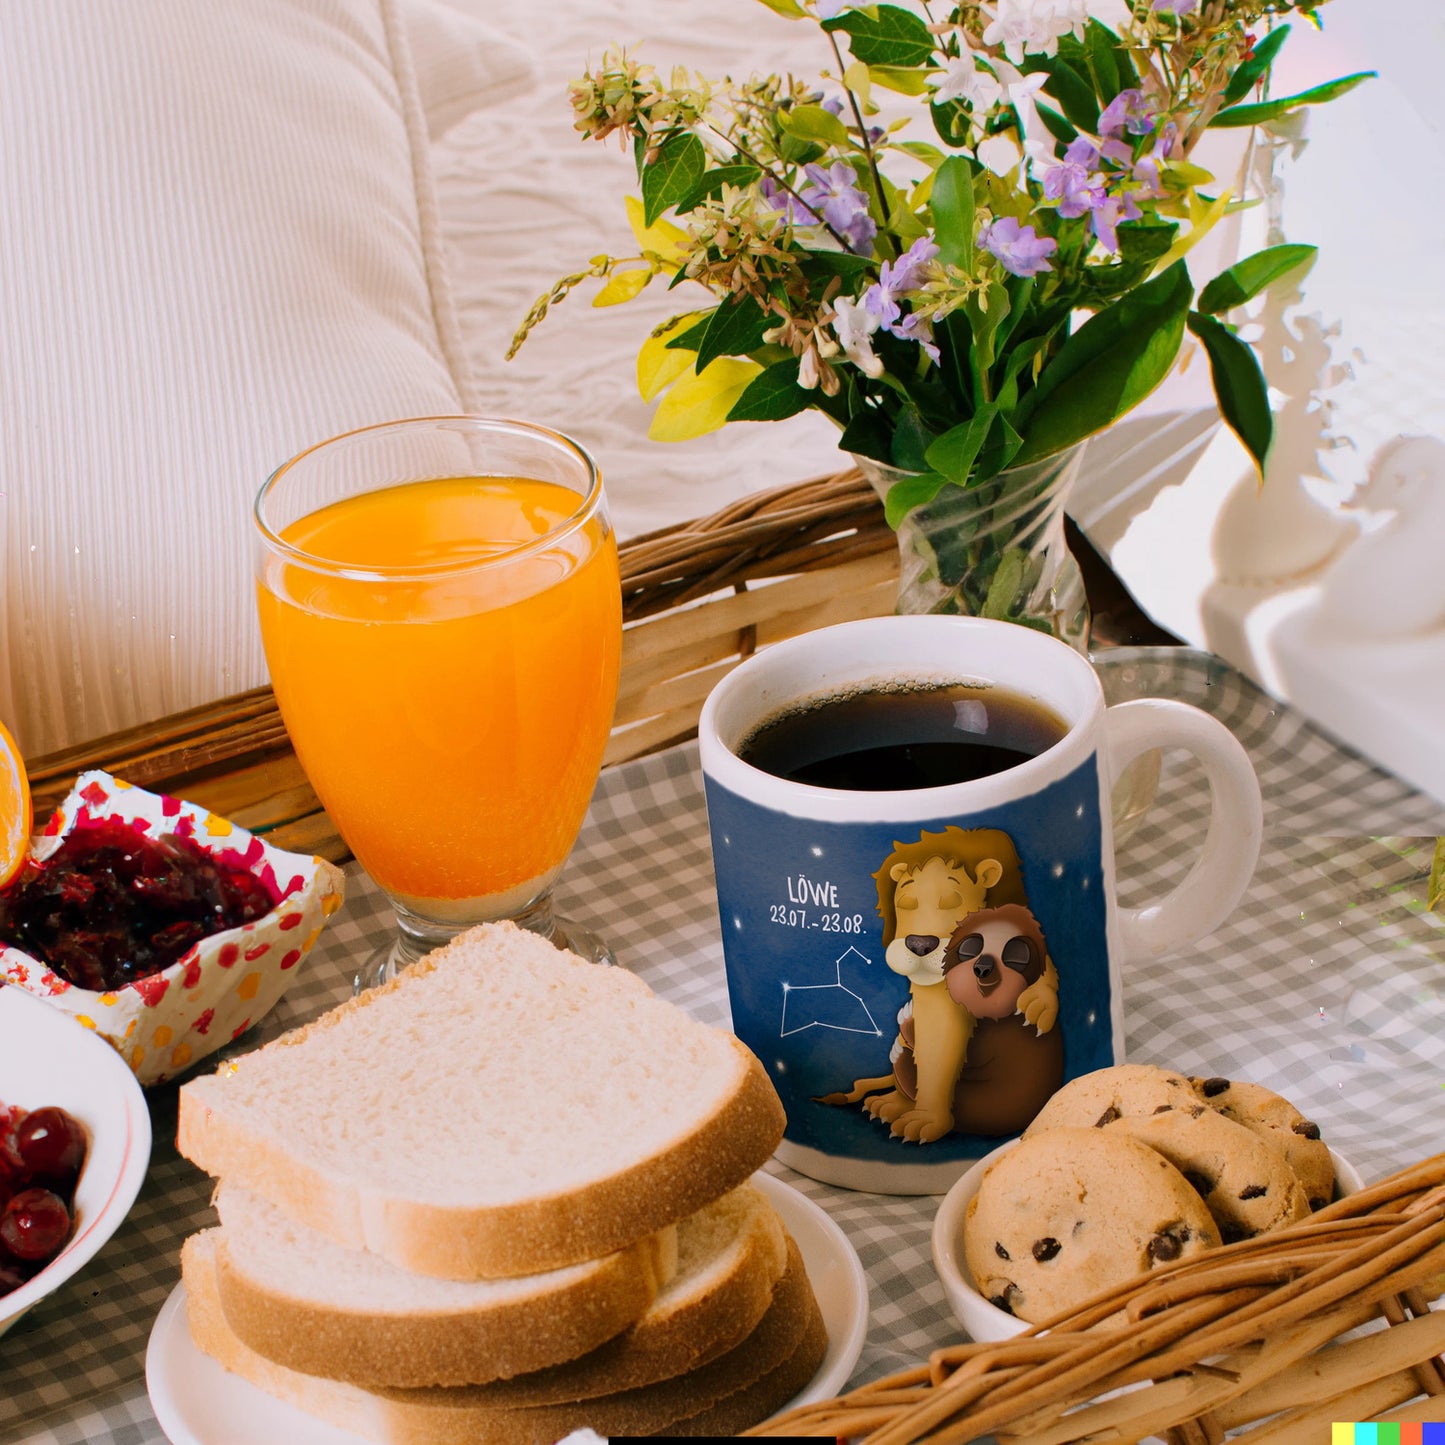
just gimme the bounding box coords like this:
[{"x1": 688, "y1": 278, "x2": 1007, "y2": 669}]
[{"x1": 1332, "y1": 1424, "x2": 1445, "y2": 1444}]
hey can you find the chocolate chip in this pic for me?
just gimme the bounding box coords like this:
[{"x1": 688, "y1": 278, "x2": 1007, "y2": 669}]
[
  {"x1": 1200, "y1": 1077, "x2": 1230, "y2": 1097},
  {"x1": 1152, "y1": 1104, "x2": 1174, "y2": 1114},
  {"x1": 1183, "y1": 1170, "x2": 1215, "y2": 1197},
  {"x1": 994, "y1": 1241, "x2": 1010, "y2": 1261},
  {"x1": 1293, "y1": 1120, "x2": 1321, "y2": 1140},
  {"x1": 1239, "y1": 1183, "x2": 1268, "y2": 1200},
  {"x1": 1095, "y1": 1105, "x2": 1121, "y2": 1126},
  {"x1": 989, "y1": 1283, "x2": 1021, "y2": 1316},
  {"x1": 1188, "y1": 1104, "x2": 1207, "y2": 1117},
  {"x1": 1032, "y1": 1237, "x2": 1061, "y2": 1262},
  {"x1": 1147, "y1": 1229, "x2": 1184, "y2": 1262},
  {"x1": 1220, "y1": 1222, "x2": 1252, "y2": 1243}
]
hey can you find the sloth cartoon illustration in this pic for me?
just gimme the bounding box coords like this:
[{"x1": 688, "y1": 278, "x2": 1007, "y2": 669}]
[{"x1": 821, "y1": 896, "x2": 1064, "y2": 1140}]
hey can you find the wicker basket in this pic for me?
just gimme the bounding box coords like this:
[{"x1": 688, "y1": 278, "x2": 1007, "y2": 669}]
[{"x1": 23, "y1": 466, "x2": 898, "y2": 860}]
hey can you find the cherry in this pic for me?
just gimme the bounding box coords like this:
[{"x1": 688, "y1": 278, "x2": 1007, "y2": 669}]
[
  {"x1": 0, "y1": 1187, "x2": 72, "y2": 1262},
  {"x1": 16, "y1": 1108, "x2": 86, "y2": 1190}
]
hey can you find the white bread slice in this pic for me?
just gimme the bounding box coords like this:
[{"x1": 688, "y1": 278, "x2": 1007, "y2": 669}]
[
  {"x1": 177, "y1": 922, "x2": 785, "y2": 1279},
  {"x1": 212, "y1": 1180, "x2": 787, "y2": 1390},
  {"x1": 212, "y1": 1186, "x2": 677, "y2": 1387},
  {"x1": 460, "y1": 1180, "x2": 789, "y2": 1404},
  {"x1": 183, "y1": 1231, "x2": 827, "y2": 1444}
]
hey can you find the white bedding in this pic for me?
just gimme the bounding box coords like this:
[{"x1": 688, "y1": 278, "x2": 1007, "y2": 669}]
[{"x1": 427, "y1": 0, "x2": 849, "y2": 541}]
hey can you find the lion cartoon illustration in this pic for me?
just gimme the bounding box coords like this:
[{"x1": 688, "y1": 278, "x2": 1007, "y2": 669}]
[{"x1": 818, "y1": 826, "x2": 1059, "y2": 1143}]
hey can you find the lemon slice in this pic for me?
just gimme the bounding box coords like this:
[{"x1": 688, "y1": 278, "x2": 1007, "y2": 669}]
[{"x1": 0, "y1": 719, "x2": 32, "y2": 889}]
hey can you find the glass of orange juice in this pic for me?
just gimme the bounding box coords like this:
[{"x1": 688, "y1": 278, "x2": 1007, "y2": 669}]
[{"x1": 254, "y1": 417, "x2": 622, "y2": 989}]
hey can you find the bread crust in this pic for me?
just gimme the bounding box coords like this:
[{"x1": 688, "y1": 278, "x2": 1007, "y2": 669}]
[
  {"x1": 176, "y1": 927, "x2": 787, "y2": 1279},
  {"x1": 439, "y1": 1182, "x2": 789, "y2": 1405},
  {"x1": 184, "y1": 1232, "x2": 826, "y2": 1444},
  {"x1": 214, "y1": 1223, "x2": 674, "y2": 1387}
]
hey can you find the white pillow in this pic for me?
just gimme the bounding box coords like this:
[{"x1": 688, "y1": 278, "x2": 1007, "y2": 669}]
[
  {"x1": 403, "y1": 0, "x2": 537, "y2": 140},
  {"x1": 0, "y1": 0, "x2": 493, "y2": 759}
]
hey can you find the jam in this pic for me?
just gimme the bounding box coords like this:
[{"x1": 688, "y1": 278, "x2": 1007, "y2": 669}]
[
  {"x1": 0, "y1": 1102, "x2": 87, "y2": 1297},
  {"x1": 0, "y1": 819, "x2": 278, "y2": 991}
]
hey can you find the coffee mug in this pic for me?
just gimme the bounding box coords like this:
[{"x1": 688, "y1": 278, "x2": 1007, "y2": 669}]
[{"x1": 698, "y1": 616, "x2": 1263, "y2": 1194}]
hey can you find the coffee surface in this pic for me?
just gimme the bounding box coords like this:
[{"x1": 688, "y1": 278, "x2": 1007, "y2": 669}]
[{"x1": 738, "y1": 681, "x2": 1068, "y2": 790}]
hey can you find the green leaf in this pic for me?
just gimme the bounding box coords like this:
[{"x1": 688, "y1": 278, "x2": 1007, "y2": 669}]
[
  {"x1": 1187, "y1": 311, "x2": 1273, "y2": 473},
  {"x1": 1211, "y1": 72, "x2": 1374, "y2": 128},
  {"x1": 1083, "y1": 21, "x2": 1120, "y2": 103},
  {"x1": 695, "y1": 294, "x2": 771, "y2": 372},
  {"x1": 780, "y1": 103, "x2": 852, "y2": 149},
  {"x1": 924, "y1": 404, "x2": 999, "y2": 487},
  {"x1": 868, "y1": 64, "x2": 933, "y2": 96},
  {"x1": 981, "y1": 548, "x2": 1029, "y2": 621},
  {"x1": 1013, "y1": 260, "x2": 1192, "y2": 464},
  {"x1": 1429, "y1": 838, "x2": 1445, "y2": 916},
  {"x1": 883, "y1": 469, "x2": 951, "y2": 528},
  {"x1": 674, "y1": 164, "x2": 762, "y2": 213},
  {"x1": 727, "y1": 357, "x2": 811, "y2": 422},
  {"x1": 889, "y1": 406, "x2": 934, "y2": 473},
  {"x1": 1034, "y1": 101, "x2": 1077, "y2": 148},
  {"x1": 895, "y1": 139, "x2": 947, "y2": 166},
  {"x1": 1197, "y1": 243, "x2": 1317, "y2": 313},
  {"x1": 1022, "y1": 55, "x2": 1099, "y2": 134},
  {"x1": 1221, "y1": 24, "x2": 1291, "y2": 107},
  {"x1": 665, "y1": 311, "x2": 714, "y2": 351},
  {"x1": 822, "y1": 5, "x2": 936, "y2": 68},
  {"x1": 839, "y1": 406, "x2": 894, "y2": 465},
  {"x1": 929, "y1": 156, "x2": 976, "y2": 271},
  {"x1": 641, "y1": 132, "x2": 707, "y2": 226}
]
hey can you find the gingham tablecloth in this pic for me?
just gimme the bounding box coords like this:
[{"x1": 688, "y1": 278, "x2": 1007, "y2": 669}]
[{"x1": 5, "y1": 647, "x2": 1444, "y2": 1445}]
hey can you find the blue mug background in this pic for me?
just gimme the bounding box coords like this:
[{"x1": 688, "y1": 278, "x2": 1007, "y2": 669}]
[{"x1": 704, "y1": 750, "x2": 1112, "y2": 1170}]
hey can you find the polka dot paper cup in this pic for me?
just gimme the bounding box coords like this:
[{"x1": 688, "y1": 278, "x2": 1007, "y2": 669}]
[{"x1": 0, "y1": 770, "x2": 345, "y2": 1085}]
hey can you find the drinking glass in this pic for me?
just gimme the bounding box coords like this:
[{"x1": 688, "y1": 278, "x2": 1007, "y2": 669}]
[{"x1": 254, "y1": 417, "x2": 622, "y2": 990}]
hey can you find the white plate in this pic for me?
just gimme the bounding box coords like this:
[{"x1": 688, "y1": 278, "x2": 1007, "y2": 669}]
[
  {"x1": 0, "y1": 983, "x2": 152, "y2": 1335},
  {"x1": 146, "y1": 1170, "x2": 869, "y2": 1444}
]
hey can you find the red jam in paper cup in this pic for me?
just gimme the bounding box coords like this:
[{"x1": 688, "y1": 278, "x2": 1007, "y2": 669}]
[{"x1": 0, "y1": 771, "x2": 344, "y2": 1084}]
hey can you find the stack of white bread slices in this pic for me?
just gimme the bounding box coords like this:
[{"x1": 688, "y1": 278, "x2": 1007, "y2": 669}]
[{"x1": 175, "y1": 922, "x2": 827, "y2": 1443}]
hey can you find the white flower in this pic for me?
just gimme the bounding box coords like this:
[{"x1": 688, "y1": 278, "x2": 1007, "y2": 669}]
[
  {"x1": 981, "y1": 0, "x2": 1088, "y2": 63},
  {"x1": 931, "y1": 55, "x2": 1003, "y2": 110},
  {"x1": 829, "y1": 296, "x2": 884, "y2": 378},
  {"x1": 977, "y1": 133, "x2": 1024, "y2": 176}
]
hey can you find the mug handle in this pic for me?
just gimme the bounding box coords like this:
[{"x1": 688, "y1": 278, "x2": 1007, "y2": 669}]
[{"x1": 1104, "y1": 699, "x2": 1264, "y2": 965}]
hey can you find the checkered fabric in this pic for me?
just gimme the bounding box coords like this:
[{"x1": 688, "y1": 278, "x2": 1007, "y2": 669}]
[{"x1": 4, "y1": 647, "x2": 1442, "y2": 1444}]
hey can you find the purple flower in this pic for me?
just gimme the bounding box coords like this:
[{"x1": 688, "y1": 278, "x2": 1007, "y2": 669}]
[
  {"x1": 1042, "y1": 156, "x2": 1105, "y2": 219},
  {"x1": 1099, "y1": 88, "x2": 1157, "y2": 139},
  {"x1": 1091, "y1": 191, "x2": 1142, "y2": 252},
  {"x1": 881, "y1": 237, "x2": 940, "y2": 294},
  {"x1": 893, "y1": 311, "x2": 940, "y2": 364},
  {"x1": 1153, "y1": 0, "x2": 1198, "y2": 13},
  {"x1": 1063, "y1": 135, "x2": 1101, "y2": 169},
  {"x1": 979, "y1": 216, "x2": 1057, "y2": 277},
  {"x1": 798, "y1": 161, "x2": 877, "y2": 254},
  {"x1": 759, "y1": 176, "x2": 816, "y2": 227}
]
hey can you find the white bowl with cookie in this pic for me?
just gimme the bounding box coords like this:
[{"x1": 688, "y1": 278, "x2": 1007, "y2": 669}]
[{"x1": 931, "y1": 1065, "x2": 1364, "y2": 1343}]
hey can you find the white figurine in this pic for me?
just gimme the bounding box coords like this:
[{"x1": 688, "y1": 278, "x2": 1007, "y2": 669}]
[{"x1": 1312, "y1": 434, "x2": 1445, "y2": 639}]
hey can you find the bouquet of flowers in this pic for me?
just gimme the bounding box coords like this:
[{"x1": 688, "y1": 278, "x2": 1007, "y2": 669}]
[{"x1": 512, "y1": 0, "x2": 1367, "y2": 630}]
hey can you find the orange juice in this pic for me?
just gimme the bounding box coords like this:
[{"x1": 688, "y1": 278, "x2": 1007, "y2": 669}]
[{"x1": 256, "y1": 476, "x2": 621, "y2": 908}]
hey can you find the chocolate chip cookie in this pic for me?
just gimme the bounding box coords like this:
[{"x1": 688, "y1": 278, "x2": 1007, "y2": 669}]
[
  {"x1": 1023, "y1": 1063, "x2": 1204, "y2": 1135},
  {"x1": 1193, "y1": 1076, "x2": 1334, "y2": 1211},
  {"x1": 963, "y1": 1127, "x2": 1221, "y2": 1325},
  {"x1": 1114, "y1": 1107, "x2": 1311, "y2": 1242}
]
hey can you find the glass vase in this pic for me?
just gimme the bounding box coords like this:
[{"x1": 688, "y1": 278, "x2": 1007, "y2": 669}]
[{"x1": 857, "y1": 441, "x2": 1090, "y2": 652}]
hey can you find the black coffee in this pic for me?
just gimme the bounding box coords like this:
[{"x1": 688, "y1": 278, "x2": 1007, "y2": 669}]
[{"x1": 738, "y1": 681, "x2": 1068, "y2": 790}]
